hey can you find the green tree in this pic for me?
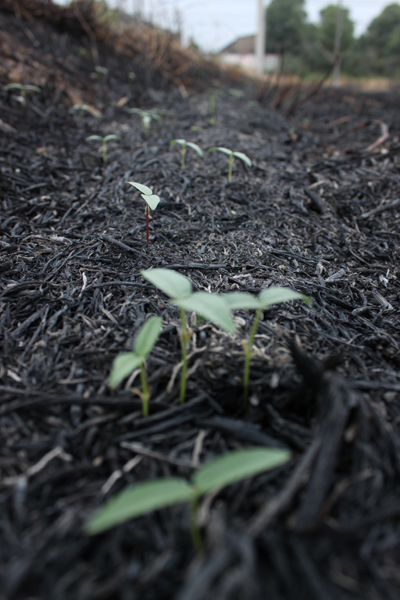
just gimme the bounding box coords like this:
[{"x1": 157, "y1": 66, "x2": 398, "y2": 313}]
[
  {"x1": 318, "y1": 5, "x2": 354, "y2": 55},
  {"x1": 365, "y1": 3, "x2": 400, "y2": 54},
  {"x1": 266, "y1": 0, "x2": 307, "y2": 55}
]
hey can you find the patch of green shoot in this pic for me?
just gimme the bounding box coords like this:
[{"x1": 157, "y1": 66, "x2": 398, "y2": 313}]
[
  {"x1": 86, "y1": 134, "x2": 121, "y2": 163},
  {"x1": 127, "y1": 108, "x2": 164, "y2": 138},
  {"x1": 171, "y1": 139, "x2": 203, "y2": 168},
  {"x1": 85, "y1": 447, "x2": 291, "y2": 550},
  {"x1": 95, "y1": 66, "x2": 108, "y2": 78},
  {"x1": 127, "y1": 182, "x2": 160, "y2": 244},
  {"x1": 141, "y1": 268, "x2": 235, "y2": 403},
  {"x1": 224, "y1": 288, "x2": 311, "y2": 407},
  {"x1": 208, "y1": 147, "x2": 252, "y2": 183},
  {"x1": 5, "y1": 83, "x2": 41, "y2": 106},
  {"x1": 108, "y1": 316, "x2": 162, "y2": 417}
]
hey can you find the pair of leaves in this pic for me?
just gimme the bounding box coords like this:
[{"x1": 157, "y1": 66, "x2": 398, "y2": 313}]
[
  {"x1": 86, "y1": 134, "x2": 121, "y2": 143},
  {"x1": 224, "y1": 288, "x2": 312, "y2": 311},
  {"x1": 108, "y1": 316, "x2": 162, "y2": 389},
  {"x1": 6, "y1": 83, "x2": 41, "y2": 93},
  {"x1": 171, "y1": 139, "x2": 204, "y2": 157},
  {"x1": 85, "y1": 447, "x2": 291, "y2": 534},
  {"x1": 141, "y1": 268, "x2": 236, "y2": 335},
  {"x1": 128, "y1": 182, "x2": 160, "y2": 211},
  {"x1": 209, "y1": 146, "x2": 252, "y2": 167}
]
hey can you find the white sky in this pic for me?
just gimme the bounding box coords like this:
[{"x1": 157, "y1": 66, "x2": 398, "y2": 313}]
[{"x1": 124, "y1": 0, "x2": 397, "y2": 52}]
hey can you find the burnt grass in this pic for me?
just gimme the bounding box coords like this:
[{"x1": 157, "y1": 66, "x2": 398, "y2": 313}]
[{"x1": 1, "y1": 4, "x2": 400, "y2": 599}]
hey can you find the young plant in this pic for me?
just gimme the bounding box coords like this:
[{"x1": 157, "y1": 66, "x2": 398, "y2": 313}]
[
  {"x1": 171, "y1": 139, "x2": 203, "y2": 168},
  {"x1": 128, "y1": 182, "x2": 160, "y2": 244},
  {"x1": 108, "y1": 316, "x2": 162, "y2": 417},
  {"x1": 5, "y1": 83, "x2": 41, "y2": 106},
  {"x1": 208, "y1": 147, "x2": 252, "y2": 183},
  {"x1": 127, "y1": 108, "x2": 163, "y2": 138},
  {"x1": 86, "y1": 134, "x2": 121, "y2": 163},
  {"x1": 141, "y1": 268, "x2": 235, "y2": 404},
  {"x1": 224, "y1": 288, "x2": 311, "y2": 407},
  {"x1": 85, "y1": 447, "x2": 291, "y2": 549}
]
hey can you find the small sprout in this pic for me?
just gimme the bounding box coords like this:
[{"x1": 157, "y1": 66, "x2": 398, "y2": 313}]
[
  {"x1": 229, "y1": 88, "x2": 245, "y2": 99},
  {"x1": 127, "y1": 108, "x2": 164, "y2": 138},
  {"x1": 128, "y1": 72, "x2": 136, "y2": 82},
  {"x1": 224, "y1": 288, "x2": 311, "y2": 407},
  {"x1": 108, "y1": 316, "x2": 162, "y2": 417},
  {"x1": 5, "y1": 83, "x2": 41, "y2": 106},
  {"x1": 191, "y1": 125, "x2": 202, "y2": 132},
  {"x1": 85, "y1": 447, "x2": 291, "y2": 550},
  {"x1": 208, "y1": 147, "x2": 252, "y2": 183},
  {"x1": 171, "y1": 139, "x2": 203, "y2": 168},
  {"x1": 86, "y1": 134, "x2": 121, "y2": 164},
  {"x1": 95, "y1": 66, "x2": 108, "y2": 78},
  {"x1": 142, "y1": 268, "x2": 235, "y2": 403},
  {"x1": 128, "y1": 182, "x2": 160, "y2": 244}
]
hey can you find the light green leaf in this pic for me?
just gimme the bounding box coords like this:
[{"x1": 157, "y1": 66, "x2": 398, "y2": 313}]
[
  {"x1": 258, "y1": 287, "x2": 311, "y2": 309},
  {"x1": 173, "y1": 292, "x2": 235, "y2": 335},
  {"x1": 108, "y1": 352, "x2": 143, "y2": 389},
  {"x1": 143, "y1": 194, "x2": 160, "y2": 210},
  {"x1": 187, "y1": 142, "x2": 204, "y2": 157},
  {"x1": 126, "y1": 108, "x2": 142, "y2": 114},
  {"x1": 233, "y1": 152, "x2": 252, "y2": 167},
  {"x1": 128, "y1": 182, "x2": 153, "y2": 196},
  {"x1": 209, "y1": 146, "x2": 232, "y2": 156},
  {"x1": 103, "y1": 134, "x2": 121, "y2": 142},
  {"x1": 24, "y1": 85, "x2": 41, "y2": 93},
  {"x1": 86, "y1": 135, "x2": 103, "y2": 142},
  {"x1": 193, "y1": 448, "x2": 291, "y2": 495},
  {"x1": 141, "y1": 268, "x2": 192, "y2": 300},
  {"x1": 171, "y1": 139, "x2": 186, "y2": 146},
  {"x1": 134, "y1": 316, "x2": 162, "y2": 357},
  {"x1": 224, "y1": 292, "x2": 261, "y2": 311},
  {"x1": 85, "y1": 478, "x2": 194, "y2": 534},
  {"x1": 5, "y1": 83, "x2": 24, "y2": 90}
]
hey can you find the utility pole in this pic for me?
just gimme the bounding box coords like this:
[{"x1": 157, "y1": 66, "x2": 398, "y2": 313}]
[
  {"x1": 333, "y1": 0, "x2": 342, "y2": 85},
  {"x1": 255, "y1": 0, "x2": 265, "y2": 75}
]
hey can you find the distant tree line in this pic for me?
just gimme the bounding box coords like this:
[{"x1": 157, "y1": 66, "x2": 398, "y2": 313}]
[{"x1": 266, "y1": 0, "x2": 400, "y2": 77}]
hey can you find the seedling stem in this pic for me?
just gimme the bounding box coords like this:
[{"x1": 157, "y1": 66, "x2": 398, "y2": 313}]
[{"x1": 139, "y1": 363, "x2": 150, "y2": 417}]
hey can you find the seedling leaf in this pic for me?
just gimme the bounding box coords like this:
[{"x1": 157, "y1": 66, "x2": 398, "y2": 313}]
[
  {"x1": 224, "y1": 292, "x2": 260, "y2": 310},
  {"x1": 86, "y1": 135, "x2": 103, "y2": 142},
  {"x1": 209, "y1": 146, "x2": 232, "y2": 156},
  {"x1": 233, "y1": 152, "x2": 252, "y2": 167},
  {"x1": 85, "y1": 478, "x2": 194, "y2": 534},
  {"x1": 173, "y1": 291, "x2": 235, "y2": 335},
  {"x1": 134, "y1": 316, "x2": 162, "y2": 357},
  {"x1": 128, "y1": 182, "x2": 153, "y2": 196},
  {"x1": 186, "y1": 142, "x2": 204, "y2": 157},
  {"x1": 108, "y1": 352, "x2": 143, "y2": 388},
  {"x1": 193, "y1": 448, "x2": 291, "y2": 495},
  {"x1": 141, "y1": 268, "x2": 192, "y2": 300},
  {"x1": 103, "y1": 134, "x2": 121, "y2": 142},
  {"x1": 143, "y1": 194, "x2": 160, "y2": 210},
  {"x1": 170, "y1": 139, "x2": 185, "y2": 146},
  {"x1": 258, "y1": 287, "x2": 311, "y2": 309}
]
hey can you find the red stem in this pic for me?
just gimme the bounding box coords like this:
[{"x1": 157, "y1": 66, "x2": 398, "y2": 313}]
[{"x1": 146, "y1": 204, "x2": 149, "y2": 244}]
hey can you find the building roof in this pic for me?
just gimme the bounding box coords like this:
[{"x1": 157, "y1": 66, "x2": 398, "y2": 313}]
[{"x1": 220, "y1": 35, "x2": 255, "y2": 54}]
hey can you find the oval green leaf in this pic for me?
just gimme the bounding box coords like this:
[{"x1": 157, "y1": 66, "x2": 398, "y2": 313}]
[
  {"x1": 104, "y1": 134, "x2": 121, "y2": 142},
  {"x1": 209, "y1": 146, "x2": 232, "y2": 156},
  {"x1": 128, "y1": 181, "x2": 153, "y2": 196},
  {"x1": 193, "y1": 448, "x2": 291, "y2": 495},
  {"x1": 173, "y1": 292, "x2": 235, "y2": 335},
  {"x1": 141, "y1": 268, "x2": 192, "y2": 300},
  {"x1": 108, "y1": 352, "x2": 143, "y2": 389},
  {"x1": 224, "y1": 292, "x2": 261, "y2": 311},
  {"x1": 143, "y1": 194, "x2": 160, "y2": 210},
  {"x1": 258, "y1": 287, "x2": 311, "y2": 309},
  {"x1": 134, "y1": 316, "x2": 162, "y2": 357},
  {"x1": 187, "y1": 142, "x2": 204, "y2": 157},
  {"x1": 171, "y1": 139, "x2": 185, "y2": 146},
  {"x1": 233, "y1": 152, "x2": 252, "y2": 167},
  {"x1": 86, "y1": 135, "x2": 102, "y2": 142},
  {"x1": 85, "y1": 478, "x2": 194, "y2": 535}
]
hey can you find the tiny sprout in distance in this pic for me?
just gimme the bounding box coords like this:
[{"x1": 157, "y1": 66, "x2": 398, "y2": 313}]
[
  {"x1": 5, "y1": 83, "x2": 41, "y2": 106},
  {"x1": 171, "y1": 139, "x2": 203, "y2": 168},
  {"x1": 127, "y1": 108, "x2": 164, "y2": 138},
  {"x1": 208, "y1": 147, "x2": 252, "y2": 183},
  {"x1": 86, "y1": 134, "x2": 121, "y2": 163},
  {"x1": 85, "y1": 447, "x2": 291, "y2": 550},
  {"x1": 128, "y1": 182, "x2": 160, "y2": 244},
  {"x1": 108, "y1": 316, "x2": 162, "y2": 417}
]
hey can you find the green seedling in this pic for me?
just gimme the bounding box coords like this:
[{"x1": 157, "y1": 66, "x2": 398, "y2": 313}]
[
  {"x1": 94, "y1": 66, "x2": 108, "y2": 78},
  {"x1": 127, "y1": 108, "x2": 164, "y2": 138},
  {"x1": 86, "y1": 134, "x2": 121, "y2": 163},
  {"x1": 171, "y1": 139, "x2": 203, "y2": 168},
  {"x1": 108, "y1": 316, "x2": 162, "y2": 417},
  {"x1": 128, "y1": 182, "x2": 160, "y2": 244},
  {"x1": 208, "y1": 147, "x2": 252, "y2": 183},
  {"x1": 224, "y1": 288, "x2": 311, "y2": 407},
  {"x1": 141, "y1": 268, "x2": 235, "y2": 403},
  {"x1": 85, "y1": 446, "x2": 291, "y2": 549},
  {"x1": 5, "y1": 83, "x2": 41, "y2": 106}
]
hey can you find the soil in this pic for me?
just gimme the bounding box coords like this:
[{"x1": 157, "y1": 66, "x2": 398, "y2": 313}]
[{"x1": 1, "y1": 2, "x2": 400, "y2": 599}]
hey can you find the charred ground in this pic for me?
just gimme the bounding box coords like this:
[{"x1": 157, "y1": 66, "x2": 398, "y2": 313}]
[{"x1": 1, "y1": 1, "x2": 400, "y2": 599}]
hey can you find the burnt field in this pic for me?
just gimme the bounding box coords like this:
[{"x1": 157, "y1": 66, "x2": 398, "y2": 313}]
[{"x1": 1, "y1": 1, "x2": 400, "y2": 598}]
